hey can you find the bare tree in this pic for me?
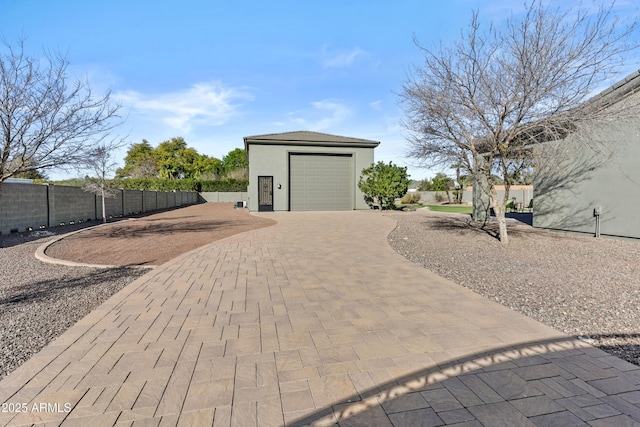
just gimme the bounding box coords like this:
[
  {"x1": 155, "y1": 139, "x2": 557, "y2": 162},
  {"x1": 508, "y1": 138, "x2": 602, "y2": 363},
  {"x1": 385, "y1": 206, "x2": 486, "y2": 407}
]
[
  {"x1": 401, "y1": 1, "x2": 638, "y2": 244},
  {"x1": 83, "y1": 136, "x2": 128, "y2": 223},
  {"x1": 0, "y1": 39, "x2": 121, "y2": 184}
]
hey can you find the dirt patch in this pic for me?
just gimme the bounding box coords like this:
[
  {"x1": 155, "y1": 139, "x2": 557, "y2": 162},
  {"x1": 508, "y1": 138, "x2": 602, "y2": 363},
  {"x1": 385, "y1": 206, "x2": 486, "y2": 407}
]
[{"x1": 45, "y1": 203, "x2": 275, "y2": 266}]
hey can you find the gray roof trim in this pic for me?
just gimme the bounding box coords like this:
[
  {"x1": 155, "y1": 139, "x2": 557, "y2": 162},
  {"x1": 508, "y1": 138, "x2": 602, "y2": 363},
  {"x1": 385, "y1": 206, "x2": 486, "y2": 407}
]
[
  {"x1": 589, "y1": 69, "x2": 640, "y2": 108},
  {"x1": 243, "y1": 131, "x2": 380, "y2": 148}
]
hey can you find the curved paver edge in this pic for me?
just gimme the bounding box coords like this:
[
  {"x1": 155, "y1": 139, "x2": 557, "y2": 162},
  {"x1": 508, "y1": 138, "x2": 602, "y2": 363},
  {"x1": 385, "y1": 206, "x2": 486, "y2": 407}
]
[
  {"x1": 34, "y1": 220, "x2": 156, "y2": 270},
  {"x1": 35, "y1": 211, "x2": 280, "y2": 270}
]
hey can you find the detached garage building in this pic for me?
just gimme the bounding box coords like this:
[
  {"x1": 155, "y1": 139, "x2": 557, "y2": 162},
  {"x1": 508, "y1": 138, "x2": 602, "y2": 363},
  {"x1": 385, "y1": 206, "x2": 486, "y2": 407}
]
[{"x1": 244, "y1": 131, "x2": 380, "y2": 212}]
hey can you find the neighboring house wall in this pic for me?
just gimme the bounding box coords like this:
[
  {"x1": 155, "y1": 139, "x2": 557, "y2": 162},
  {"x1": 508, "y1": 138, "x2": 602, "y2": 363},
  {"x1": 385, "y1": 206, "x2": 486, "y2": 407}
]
[
  {"x1": 534, "y1": 108, "x2": 640, "y2": 239},
  {"x1": 471, "y1": 70, "x2": 640, "y2": 238}
]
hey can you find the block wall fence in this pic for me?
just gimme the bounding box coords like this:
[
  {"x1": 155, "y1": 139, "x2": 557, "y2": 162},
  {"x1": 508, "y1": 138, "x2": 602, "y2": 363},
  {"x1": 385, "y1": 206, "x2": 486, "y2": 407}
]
[
  {"x1": 198, "y1": 192, "x2": 248, "y2": 203},
  {"x1": 0, "y1": 182, "x2": 199, "y2": 235}
]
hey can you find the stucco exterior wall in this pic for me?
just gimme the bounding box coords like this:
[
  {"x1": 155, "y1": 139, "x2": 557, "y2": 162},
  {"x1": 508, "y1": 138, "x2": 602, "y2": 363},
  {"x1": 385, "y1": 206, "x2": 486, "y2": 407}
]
[
  {"x1": 247, "y1": 144, "x2": 375, "y2": 211},
  {"x1": 534, "y1": 107, "x2": 640, "y2": 239}
]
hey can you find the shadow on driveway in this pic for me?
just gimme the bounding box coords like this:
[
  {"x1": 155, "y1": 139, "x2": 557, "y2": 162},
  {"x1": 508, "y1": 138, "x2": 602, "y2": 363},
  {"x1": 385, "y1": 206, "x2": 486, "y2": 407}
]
[{"x1": 288, "y1": 335, "x2": 640, "y2": 426}]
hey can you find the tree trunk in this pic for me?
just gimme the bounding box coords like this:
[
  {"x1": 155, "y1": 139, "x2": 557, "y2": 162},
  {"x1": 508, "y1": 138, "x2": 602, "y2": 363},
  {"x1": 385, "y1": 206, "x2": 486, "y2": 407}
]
[
  {"x1": 496, "y1": 207, "x2": 509, "y2": 245},
  {"x1": 455, "y1": 166, "x2": 463, "y2": 204},
  {"x1": 101, "y1": 186, "x2": 107, "y2": 223},
  {"x1": 490, "y1": 186, "x2": 509, "y2": 244},
  {"x1": 472, "y1": 157, "x2": 490, "y2": 223}
]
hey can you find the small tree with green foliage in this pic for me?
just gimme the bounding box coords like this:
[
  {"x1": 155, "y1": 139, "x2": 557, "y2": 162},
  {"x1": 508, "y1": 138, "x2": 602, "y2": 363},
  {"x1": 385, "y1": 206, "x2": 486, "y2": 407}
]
[
  {"x1": 358, "y1": 161, "x2": 410, "y2": 210},
  {"x1": 429, "y1": 172, "x2": 454, "y2": 203}
]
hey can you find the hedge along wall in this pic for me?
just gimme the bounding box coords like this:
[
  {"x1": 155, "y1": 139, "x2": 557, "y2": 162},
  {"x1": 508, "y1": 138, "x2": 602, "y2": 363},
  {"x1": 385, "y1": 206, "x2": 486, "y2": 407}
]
[{"x1": 0, "y1": 182, "x2": 198, "y2": 234}]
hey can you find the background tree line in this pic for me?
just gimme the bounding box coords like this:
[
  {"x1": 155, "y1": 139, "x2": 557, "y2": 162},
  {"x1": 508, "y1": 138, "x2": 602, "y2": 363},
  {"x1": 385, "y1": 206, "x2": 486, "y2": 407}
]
[
  {"x1": 116, "y1": 137, "x2": 248, "y2": 181},
  {"x1": 38, "y1": 138, "x2": 250, "y2": 192}
]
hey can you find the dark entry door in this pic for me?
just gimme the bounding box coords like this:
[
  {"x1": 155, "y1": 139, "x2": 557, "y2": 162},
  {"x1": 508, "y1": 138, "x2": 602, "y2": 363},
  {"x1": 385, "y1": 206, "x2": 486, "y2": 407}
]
[{"x1": 258, "y1": 176, "x2": 274, "y2": 212}]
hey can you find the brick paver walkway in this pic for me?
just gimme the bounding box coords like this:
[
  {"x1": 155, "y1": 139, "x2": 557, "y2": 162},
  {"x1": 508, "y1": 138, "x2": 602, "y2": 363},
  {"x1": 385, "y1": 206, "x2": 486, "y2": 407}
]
[{"x1": 1, "y1": 211, "x2": 639, "y2": 426}]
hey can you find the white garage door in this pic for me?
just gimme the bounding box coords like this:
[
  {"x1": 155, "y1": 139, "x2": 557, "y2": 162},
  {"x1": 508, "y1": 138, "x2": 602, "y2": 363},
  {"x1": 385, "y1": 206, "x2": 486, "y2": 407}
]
[{"x1": 289, "y1": 154, "x2": 353, "y2": 211}]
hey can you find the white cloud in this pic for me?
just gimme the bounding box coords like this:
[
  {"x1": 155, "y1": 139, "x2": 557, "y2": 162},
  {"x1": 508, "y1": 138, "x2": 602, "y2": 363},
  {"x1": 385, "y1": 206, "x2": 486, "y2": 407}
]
[
  {"x1": 310, "y1": 100, "x2": 351, "y2": 130},
  {"x1": 321, "y1": 46, "x2": 366, "y2": 68},
  {"x1": 282, "y1": 100, "x2": 352, "y2": 131},
  {"x1": 116, "y1": 82, "x2": 252, "y2": 133},
  {"x1": 369, "y1": 100, "x2": 383, "y2": 111}
]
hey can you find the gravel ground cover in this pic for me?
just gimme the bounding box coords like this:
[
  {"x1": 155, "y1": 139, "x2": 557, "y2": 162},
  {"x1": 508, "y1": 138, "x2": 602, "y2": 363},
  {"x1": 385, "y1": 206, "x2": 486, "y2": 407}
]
[
  {"x1": 387, "y1": 209, "x2": 640, "y2": 366},
  {"x1": 0, "y1": 203, "x2": 274, "y2": 381},
  {"x1": 2, "y1": 207, "x2": 639, "y2": 383},
  {"x1": 0, "y1": 224, "x2": 146, "y2": 381}
]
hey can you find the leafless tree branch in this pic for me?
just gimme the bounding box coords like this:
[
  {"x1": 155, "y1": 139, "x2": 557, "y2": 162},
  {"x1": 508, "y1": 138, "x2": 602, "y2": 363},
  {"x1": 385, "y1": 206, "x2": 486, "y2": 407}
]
[
  {"x1": 0, "y1": 38, "x2": 122, "y2": 183},
  {"x1": 83, "y1": 135, "x2": 128, "y2": 223},
  {"x1": 400, "y1": 0, "x2": 639, "y2": 243}
]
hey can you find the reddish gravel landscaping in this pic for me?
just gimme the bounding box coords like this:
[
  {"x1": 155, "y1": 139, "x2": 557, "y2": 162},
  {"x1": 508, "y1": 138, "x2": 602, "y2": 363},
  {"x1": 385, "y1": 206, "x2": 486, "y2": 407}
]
[{"x1": 45, "y1": 202, "x2": 276, "y2": 266}]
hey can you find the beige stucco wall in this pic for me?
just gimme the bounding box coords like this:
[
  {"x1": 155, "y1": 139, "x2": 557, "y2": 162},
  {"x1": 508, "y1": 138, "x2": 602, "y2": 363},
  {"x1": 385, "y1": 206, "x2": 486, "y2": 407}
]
[{"x1": 247, "y1": 144, "x2": 375, "y2": 211}]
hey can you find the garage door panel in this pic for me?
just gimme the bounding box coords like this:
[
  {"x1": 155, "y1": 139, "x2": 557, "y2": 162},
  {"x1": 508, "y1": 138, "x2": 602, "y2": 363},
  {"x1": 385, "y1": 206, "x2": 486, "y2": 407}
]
[{"x1": 290, "y1": 154, "x2": 352, "y2": 211}]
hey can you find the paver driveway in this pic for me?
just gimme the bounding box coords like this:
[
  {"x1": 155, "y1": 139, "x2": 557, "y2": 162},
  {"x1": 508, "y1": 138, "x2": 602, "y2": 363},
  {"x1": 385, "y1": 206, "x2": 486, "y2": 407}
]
[{"x1": 1, "y1": 211, "x2": 639, "y2": 426}]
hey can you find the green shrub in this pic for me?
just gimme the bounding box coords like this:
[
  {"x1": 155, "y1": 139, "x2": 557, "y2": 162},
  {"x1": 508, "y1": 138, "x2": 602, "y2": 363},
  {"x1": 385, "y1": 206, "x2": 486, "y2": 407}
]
[
  {"x1": 358, "y1": 161, "x2": 410, "y2": 210},
  {"x1": 400, "y1": 192, "x2": 421, "y2": 204}
]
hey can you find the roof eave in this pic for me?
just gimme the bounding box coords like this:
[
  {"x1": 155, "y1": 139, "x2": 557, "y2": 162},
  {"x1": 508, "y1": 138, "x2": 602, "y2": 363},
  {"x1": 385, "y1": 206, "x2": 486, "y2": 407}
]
[{"x1": 244, "y1": 137, "x2": 380, "y2": 149}]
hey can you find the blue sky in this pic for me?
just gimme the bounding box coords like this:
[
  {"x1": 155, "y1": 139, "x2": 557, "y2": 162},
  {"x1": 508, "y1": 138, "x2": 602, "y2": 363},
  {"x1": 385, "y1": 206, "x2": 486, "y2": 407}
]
[{"x1": 2, "y1": 0, "x2": 639, "y2": 180}]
